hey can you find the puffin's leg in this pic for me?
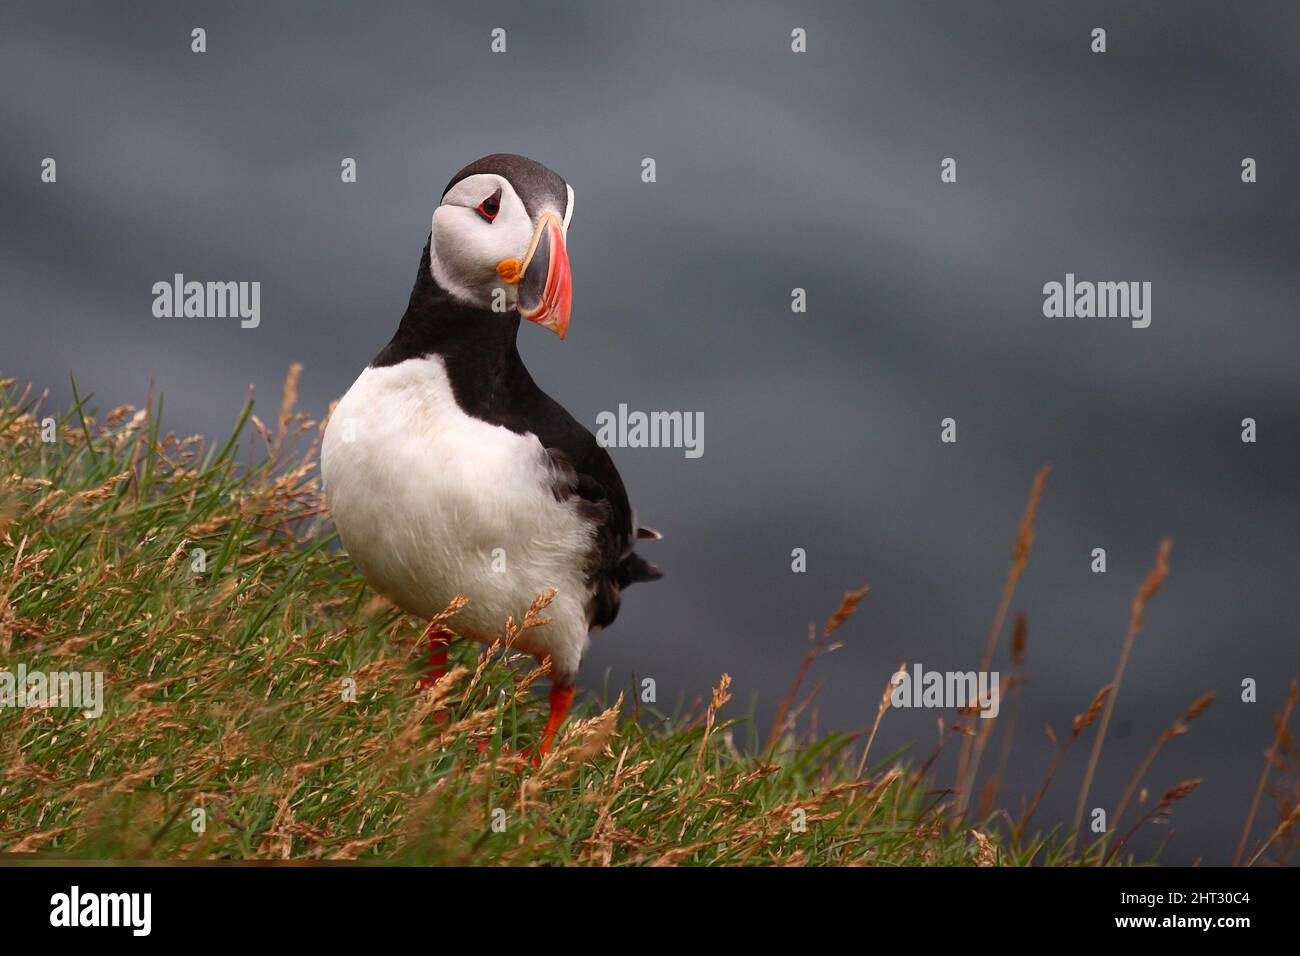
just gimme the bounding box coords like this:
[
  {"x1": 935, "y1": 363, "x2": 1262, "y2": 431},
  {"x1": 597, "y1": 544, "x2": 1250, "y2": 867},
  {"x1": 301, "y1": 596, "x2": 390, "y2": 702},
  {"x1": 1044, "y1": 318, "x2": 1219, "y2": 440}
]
[
  {"x1": 480, "y1": 684, "x2": 575, "y2": 767},
  {"x1": 419, "y1": 625, "x2": 452, "y2": 689},
  {"x1": 535, "y1": 684, "x2": 576, "y2": 761}
]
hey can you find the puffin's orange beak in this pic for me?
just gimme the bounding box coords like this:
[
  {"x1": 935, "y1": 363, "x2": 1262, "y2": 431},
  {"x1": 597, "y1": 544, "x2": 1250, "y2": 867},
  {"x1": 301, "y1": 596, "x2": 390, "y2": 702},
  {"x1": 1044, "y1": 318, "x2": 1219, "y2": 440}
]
[{"x1": 515, "y1": 213, "x2": 571, "y2": 339}]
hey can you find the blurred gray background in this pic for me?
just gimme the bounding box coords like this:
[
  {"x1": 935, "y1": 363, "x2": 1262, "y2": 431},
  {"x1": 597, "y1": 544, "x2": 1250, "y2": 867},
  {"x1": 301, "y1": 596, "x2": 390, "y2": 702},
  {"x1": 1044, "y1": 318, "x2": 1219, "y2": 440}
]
[{"x1": 2, "y1": 1, "x2": 1296, "y2": 864}]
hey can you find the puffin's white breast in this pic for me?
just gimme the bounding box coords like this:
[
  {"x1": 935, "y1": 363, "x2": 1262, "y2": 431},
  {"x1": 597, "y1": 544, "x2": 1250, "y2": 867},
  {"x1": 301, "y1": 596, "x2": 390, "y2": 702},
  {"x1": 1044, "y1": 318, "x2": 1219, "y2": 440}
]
[{"x1": 320, "y1": 356, "x2": 594, "y2": 682}]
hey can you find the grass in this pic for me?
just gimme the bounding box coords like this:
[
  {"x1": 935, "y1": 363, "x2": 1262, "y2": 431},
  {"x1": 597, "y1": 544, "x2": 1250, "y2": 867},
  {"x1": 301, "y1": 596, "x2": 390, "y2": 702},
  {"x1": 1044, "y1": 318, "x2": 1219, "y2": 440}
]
[{"x1": 0, "y1": 369, "x2": 1293, "y2": 866}]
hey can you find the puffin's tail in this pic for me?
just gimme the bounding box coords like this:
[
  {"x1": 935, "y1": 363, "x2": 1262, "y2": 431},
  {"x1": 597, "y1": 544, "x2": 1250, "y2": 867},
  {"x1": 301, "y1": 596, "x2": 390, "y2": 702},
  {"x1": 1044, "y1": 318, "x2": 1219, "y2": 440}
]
[
  {"x1": 617, "y1": 551, "x2": 662, "y2": 586},
  {"x1": 588, "y1": 530, "x2": 662, "y2": 631},
  {"x1": 619, "y1": 523, "x2": 663, "y2": 585}
]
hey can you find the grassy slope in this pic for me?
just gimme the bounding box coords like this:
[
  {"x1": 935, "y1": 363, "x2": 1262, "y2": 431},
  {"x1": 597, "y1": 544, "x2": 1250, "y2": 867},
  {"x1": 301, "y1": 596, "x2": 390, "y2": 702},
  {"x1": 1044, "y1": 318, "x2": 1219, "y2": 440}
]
[{"x1": 0, "y1": 370, "x2": 1275, "y2": 866}]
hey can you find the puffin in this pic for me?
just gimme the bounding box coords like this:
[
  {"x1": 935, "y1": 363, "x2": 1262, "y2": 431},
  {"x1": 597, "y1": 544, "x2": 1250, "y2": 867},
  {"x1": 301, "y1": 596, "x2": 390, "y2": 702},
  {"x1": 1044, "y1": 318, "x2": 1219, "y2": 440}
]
[{"x1": 321, "y1": 153, "x2": 661, "y2": 758}]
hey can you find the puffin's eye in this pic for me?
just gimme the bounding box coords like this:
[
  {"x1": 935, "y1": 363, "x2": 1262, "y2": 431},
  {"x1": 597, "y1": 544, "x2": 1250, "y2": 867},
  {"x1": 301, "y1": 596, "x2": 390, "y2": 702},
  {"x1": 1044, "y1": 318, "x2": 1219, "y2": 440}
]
[{"x1": 476, "y1": 189, "x2": 502, "y2": 222}]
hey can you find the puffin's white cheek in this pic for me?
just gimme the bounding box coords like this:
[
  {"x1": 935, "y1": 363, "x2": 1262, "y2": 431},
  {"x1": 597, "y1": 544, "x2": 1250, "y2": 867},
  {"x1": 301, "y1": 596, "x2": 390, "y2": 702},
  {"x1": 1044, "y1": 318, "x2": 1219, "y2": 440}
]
[{"x1": 432, "y1": 214, "x2": 502, "y2": 280}]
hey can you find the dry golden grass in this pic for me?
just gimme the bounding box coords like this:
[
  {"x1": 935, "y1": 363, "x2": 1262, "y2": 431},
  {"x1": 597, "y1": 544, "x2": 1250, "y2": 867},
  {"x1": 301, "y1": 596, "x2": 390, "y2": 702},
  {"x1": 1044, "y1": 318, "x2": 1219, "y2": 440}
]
[
  {"x1": 1072, "y1": 538, "x2": 1173, "y2": 839},
  {"x1": 1235, "y1": 678, "x2": 1299, "y2": 866},
  {"x1": 956, "y1": 465, "x2": 1050, "y2": 816}
]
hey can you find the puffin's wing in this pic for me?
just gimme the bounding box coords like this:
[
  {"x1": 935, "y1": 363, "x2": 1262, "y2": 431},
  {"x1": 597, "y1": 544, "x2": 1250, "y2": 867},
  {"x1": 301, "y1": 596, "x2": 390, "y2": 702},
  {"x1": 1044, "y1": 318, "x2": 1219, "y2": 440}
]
[{"x1": 545, "y1": 445, "x2": 661, "y2": 630}]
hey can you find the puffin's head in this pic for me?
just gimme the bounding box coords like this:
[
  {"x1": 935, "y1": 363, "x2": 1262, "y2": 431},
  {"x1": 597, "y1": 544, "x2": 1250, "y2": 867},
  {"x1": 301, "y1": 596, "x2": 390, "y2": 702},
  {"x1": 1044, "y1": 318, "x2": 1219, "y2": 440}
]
[{"x1": 430, "y1": 153, "x2": 574, "y2": 339}]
